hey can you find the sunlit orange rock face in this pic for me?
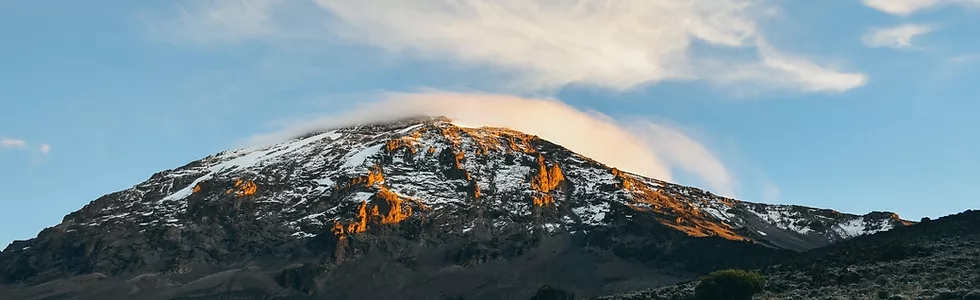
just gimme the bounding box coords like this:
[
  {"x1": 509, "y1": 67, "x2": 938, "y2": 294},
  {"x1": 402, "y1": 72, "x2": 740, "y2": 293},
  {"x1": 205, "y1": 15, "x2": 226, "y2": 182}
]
[
  {"x1": 225, "y1": 179, "x2": 257, "y2": 197},
  {"x1": 330, "y1": 123, "x2": 564, "y2": 237},
  {"x1": 385, "y1": 128, "x2": 426, "y2": 154},
  {"x1": 436, "y1": 124, "x2": 562, "y2": 207},
  {"x1": 438, "y1": 125, "x2": 538, "y2": 155},
  {"x1": 531, "y1": 155, "x2": 565, "y2": 193},
  {"x1": 454, "y1": 151, "x2": 466, "y2": 172},
  {"x1": 237, "y1": 181, "x2": 257, "y2": 197},
  {"x1": 338, "y1": 166, "x2": 385, "y2": 191},
  {"x1": 885, "y1": 212, "x2": 914, "y2": 226},
  {"x1": 453, "y1": 126, "x2": 568, "y2": 208},
  {"x1": 373, "y1": 187, "x2": 413, "y2": 224},
  {"x1": 506, "y1": 135, "x2": 534, "y2": 153},
  {"x1": 352, "y1": 201, "x2": 370, "y2": 233},
  {"x1": 471, "y1": 182, "x2": 481, "y2": 199},
  {"x1": 213, "y1": 179, "x2": 259, "y2": 211},
  {"x1": 330, "y1": 165, "x2": 419, "y2": 239},
  {"x1": 532, "y1": 194, "x2": 556, "y2": 207},
  {"x1": 530, "y1": 155, "x2": 565, "y2": 207},
  {"x1": 612, "y1": 168, "x2": 746, "y2": 241}
]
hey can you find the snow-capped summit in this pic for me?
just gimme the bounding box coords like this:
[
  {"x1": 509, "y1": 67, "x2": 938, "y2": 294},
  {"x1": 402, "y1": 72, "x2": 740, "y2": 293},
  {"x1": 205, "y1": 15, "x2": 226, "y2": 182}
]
[{"x1": 0, "y1": 116, "x2": 910, "y2": 298}]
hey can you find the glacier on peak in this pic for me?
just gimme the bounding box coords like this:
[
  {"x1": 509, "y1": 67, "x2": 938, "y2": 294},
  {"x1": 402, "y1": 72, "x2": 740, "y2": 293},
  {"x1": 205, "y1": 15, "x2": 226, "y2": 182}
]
[
  {"x1": 0, "y1": 116, "x2": 919, "y2": 300},
  {"x1": 73, "y1": 117, "x2": 907, "y2": 253}
]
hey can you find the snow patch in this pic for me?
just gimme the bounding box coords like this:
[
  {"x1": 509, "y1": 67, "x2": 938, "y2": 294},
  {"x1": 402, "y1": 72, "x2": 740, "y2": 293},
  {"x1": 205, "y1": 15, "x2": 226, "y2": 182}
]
[
  {"x1": 398, "y1": 124, "x2": 424, "y2": 134},
  {"x1": 572, "y1": 202, "x2": 610, "y2": 226},
  {"x1": 314, "y1": 177, "x2": 335, "y2": 187},
  {"x1": 209, "y1": 131, "x2": 333, "y2": 174},
  {"x1": 159, "y1": 174, "x2": 213, "y2": 203},
  {"x1": 349, "y1": 192, "x2": 375, "y2": 203},
  {"x1": 342, "y1": 144, "x2": 384, "y2": 169},
  {"x1": 542, "y1": 223, "x2": 562, "y2": 233},
  {"x1": 291, "y1": 232, "x2": 316, "y2": 238},
  {"x1": 698, "y1": 205, "x2": 734, "y2": 223},
  {"x1": 748, "y1": 207, "x2": 816, "y2": 235},
  {"x1": 832, "y1": 217, "x2": 881, "y2": 239}
]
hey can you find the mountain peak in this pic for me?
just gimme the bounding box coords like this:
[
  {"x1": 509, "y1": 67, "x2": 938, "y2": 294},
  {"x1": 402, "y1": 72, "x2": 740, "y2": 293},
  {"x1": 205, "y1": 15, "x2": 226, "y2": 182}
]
[
  {"x1": 353, "y1": 115, "x2": 453, "y2": 129},
  {"x1": 0, "y1": 117, "x2": 909, "y2": 298}
]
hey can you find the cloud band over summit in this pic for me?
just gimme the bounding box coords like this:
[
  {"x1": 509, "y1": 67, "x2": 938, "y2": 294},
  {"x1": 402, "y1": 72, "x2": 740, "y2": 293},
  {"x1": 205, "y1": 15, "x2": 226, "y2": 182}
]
[
  {"x1": 246, "y1": 92, "x2": 739, "y2": 197},
  {"x1": 162, "y1": 0, "x2": 869, "y2": 93}
]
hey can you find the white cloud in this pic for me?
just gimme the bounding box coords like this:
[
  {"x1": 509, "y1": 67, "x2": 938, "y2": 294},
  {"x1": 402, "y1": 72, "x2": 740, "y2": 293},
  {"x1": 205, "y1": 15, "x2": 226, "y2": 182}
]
[
  {"x1": 862, "y1": 0, "x2": 942, "y2": 15},
  {"x1": 861, "y1": 0, "x2": 980, "y2": 15},
  {"x1": 156, "y1": 0, "x2": 867, "y2": 94},
  {"x1": 1, "y1": 139, "x2": 52, "y2": 155},
  {"x1": 707, "y1": 39, "x2": 868, "y2": 93},
  {"x1": 635, "y1": 122, "x2": 737, "y2": 196},
  {"x1": 861, "y1": 24, "x2": 935, "y2": 49},
  {"x1": 0, "y1": 138, "x2": 27, "y2": 148},
  {"x1": 312, "y1": 0, "x2": 865, "y2": 93},
  {"x1": 950, "y1": 54, "x2": 980, "y2": 62},
  {"x1": 246, "y1": 91, "x2": 738, "y2": 196}
]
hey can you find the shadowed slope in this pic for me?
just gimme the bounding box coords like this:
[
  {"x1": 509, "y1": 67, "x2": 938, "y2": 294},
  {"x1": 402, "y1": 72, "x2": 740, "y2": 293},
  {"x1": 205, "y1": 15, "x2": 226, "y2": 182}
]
[{"x1": 603, "y1": 209, "x2": 980, "y2": 300}]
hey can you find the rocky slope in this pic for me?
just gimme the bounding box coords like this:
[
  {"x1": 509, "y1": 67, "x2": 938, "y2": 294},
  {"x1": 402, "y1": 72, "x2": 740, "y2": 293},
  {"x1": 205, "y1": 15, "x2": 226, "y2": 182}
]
[
  {"x1": 603, "y1": 209, "x2": 980, "y2": 300},
  {"x1": 0, "y1": 116, "x2": 909, "y2": 299}
]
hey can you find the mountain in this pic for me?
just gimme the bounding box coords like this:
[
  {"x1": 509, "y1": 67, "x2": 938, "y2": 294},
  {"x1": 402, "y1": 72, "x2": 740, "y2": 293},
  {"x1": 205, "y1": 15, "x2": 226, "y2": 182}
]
[
  {"x1": 602, "y1": 209, "x2": 980, "y2": 300},
  {"x1": 0, "y1": 116, "x2": 910, "y2": 300}
]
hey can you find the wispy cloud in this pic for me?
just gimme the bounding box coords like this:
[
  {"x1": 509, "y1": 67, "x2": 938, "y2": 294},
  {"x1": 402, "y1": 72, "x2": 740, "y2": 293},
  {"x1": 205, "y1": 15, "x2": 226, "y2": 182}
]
[
  {"x1": 862, "y1": 0, "x2": 942, "y2": 16},
  {"x1": 862, "y1": 0, "x2": 980, "y2": 16},
  {"x1": 861, "y1": 24, "x2": 935, "y2": 49},
  {"x1": 1, "y1": 138, "x2": 27, "y2": 148},
  {"x1": 761, "y1": 180, "x2": 780, "y2": 203},
  {"x1": 635, "y1": 121, "x2": 738, "y2": 196},
  {"x1": 246, "y1": 91, "x2": 739, "y2": 197},
  {"x1": 708, "y1": 39, "x2": 869, "y2": 94},
  {"x1": 950, "y1": 53, "x2": 980, "y2": 63},
  {"x1": 313, "y1": 0, "x2": 865, "y2": 93},
  {"x1": 1, "y1": 138, "x2": 52, "y2": 156},
  {"x1": 153, "y1": 0, "x2": 868, "y2": 94}
]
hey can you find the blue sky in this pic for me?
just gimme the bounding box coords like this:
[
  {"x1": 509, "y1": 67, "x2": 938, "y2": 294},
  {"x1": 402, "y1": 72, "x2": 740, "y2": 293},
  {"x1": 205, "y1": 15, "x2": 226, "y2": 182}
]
[{"x1": 1, "y1": 0, "x2": 978, "y2": 246}]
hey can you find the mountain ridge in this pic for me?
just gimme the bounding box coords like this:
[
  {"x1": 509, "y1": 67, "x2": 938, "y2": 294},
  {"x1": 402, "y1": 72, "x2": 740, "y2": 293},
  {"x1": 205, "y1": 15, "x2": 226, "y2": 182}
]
[
  {"x1": 0, "y1": 116, "x2": 911, "y2": 299},
  {"x1": 602, "y1": 209, "x2": 980, "y2": 300}
]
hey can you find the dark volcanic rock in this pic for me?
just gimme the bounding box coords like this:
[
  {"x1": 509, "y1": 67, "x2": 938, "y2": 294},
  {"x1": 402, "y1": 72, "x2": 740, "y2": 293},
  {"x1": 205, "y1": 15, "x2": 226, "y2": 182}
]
[
  {"x1": 602, "y1": 209, "x2": 980, "y2": 300},
  {"x1": 0, "y1": 117, "x2": 911, "y2": 299}
]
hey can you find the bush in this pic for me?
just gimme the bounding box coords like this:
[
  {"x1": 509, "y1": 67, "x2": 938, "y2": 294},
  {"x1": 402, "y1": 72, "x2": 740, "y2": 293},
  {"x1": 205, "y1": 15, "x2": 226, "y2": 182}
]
[
  {"x1": 963, "y1": 290, "x2": 980, "y2": 300},
  {"x1": 694, "y1": 269, "x2": 766, "y2": 300},
  {"x1": 529, "y1": 285, "x2": 575, "y2": 300}
]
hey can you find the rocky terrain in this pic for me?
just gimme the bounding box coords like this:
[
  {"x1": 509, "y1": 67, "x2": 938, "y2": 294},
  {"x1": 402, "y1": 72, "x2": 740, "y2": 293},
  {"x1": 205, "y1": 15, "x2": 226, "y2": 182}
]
[
  {"x1": 603, "y1": 210, "x2": 980, "y2": 300},
  {"x1": 0, "y1": 116, "x2": 911, "y2": 300}
]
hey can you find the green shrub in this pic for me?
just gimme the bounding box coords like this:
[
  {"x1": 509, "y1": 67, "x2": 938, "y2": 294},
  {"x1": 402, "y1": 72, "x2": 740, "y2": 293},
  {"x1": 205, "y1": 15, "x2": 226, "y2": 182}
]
[
  {"x1": 529, "y1": 285, "x2": 574, "y2": 300},
  {"x1": 963, "y1": 290, "x2": 980, "y2": 300},
  {"x1": 694, "y1": 269, "x2": 766, "y2": 300}
]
